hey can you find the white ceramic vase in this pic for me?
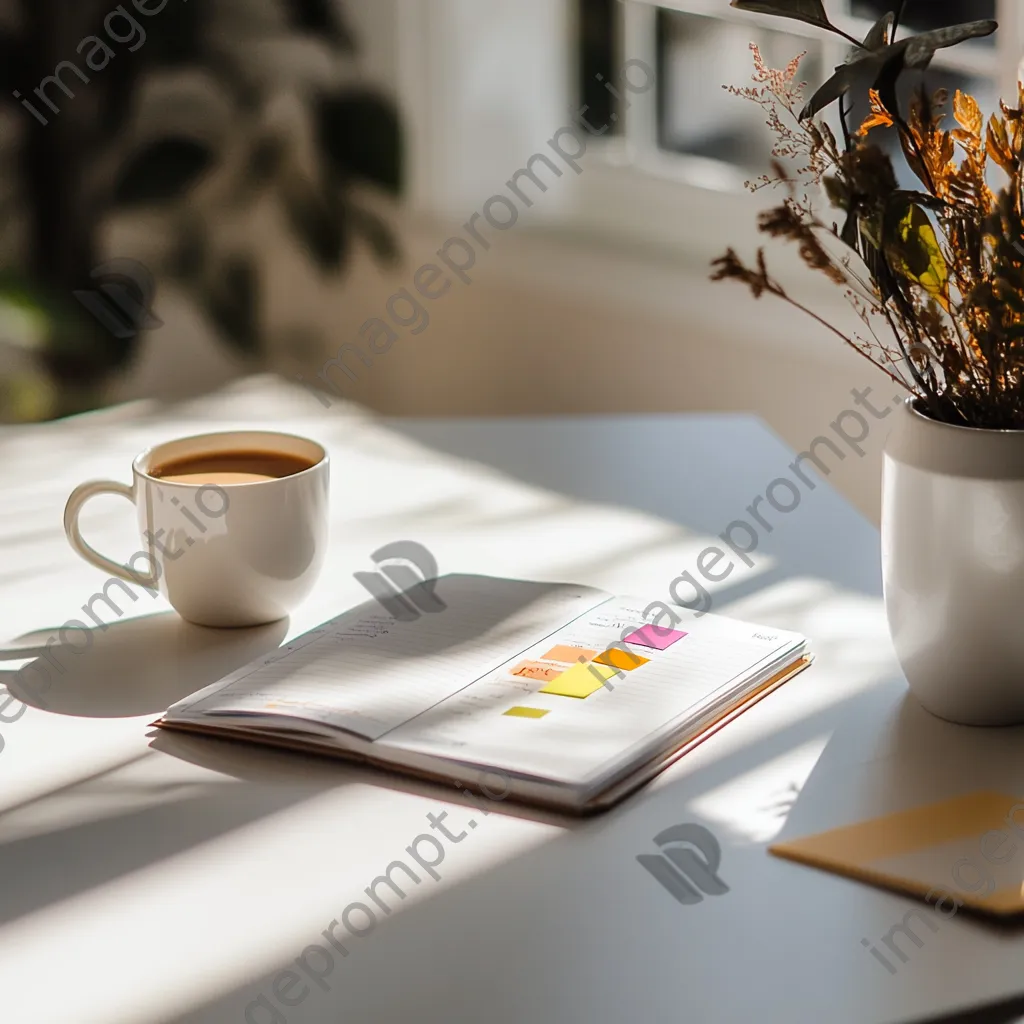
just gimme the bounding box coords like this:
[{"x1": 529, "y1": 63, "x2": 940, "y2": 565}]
[{"x1": 883, "y1": 398, "x2": 1024, "y2": 725}]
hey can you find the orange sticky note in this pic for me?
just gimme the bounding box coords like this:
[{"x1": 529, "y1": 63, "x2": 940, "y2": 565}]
[
  {"x1": 595, "y1": 648, "x2": 649, "y2": 671},
  {"x1": 541, "y1": 645, "x2": 596, "y2": 664},
  {"x1": 509, "y1": 661, "x2": 565, "y2": 683}
]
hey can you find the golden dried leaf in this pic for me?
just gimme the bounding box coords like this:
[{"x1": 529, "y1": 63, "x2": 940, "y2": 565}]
[
  {"x1": 858, "y1": 89, "x2": 894, "y2": 136},
  {"x1": 954, "y1": 89, "x2": 983, "y2": 138},
  {"x1": 900, "y1": 135, "x2": 929, "y2": 191},
  {"x1": 987, "y1": 114, "x2": 1016, "y2": 176},
  {"x1": 1000, "y1": 98, "x2": 1024, "y2": 154},
  {"x1": 940, "y1": 132, "x2": 956, "y2": 168},
  {"x1": 947, "y1": 157, "x2": 994, "y2": 214},
  {"x1": 901, "y1": 87, "x2": 959, "y2": 196}
]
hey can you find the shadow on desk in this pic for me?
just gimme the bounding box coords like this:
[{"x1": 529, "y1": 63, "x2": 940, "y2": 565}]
[
  {"x1": 0, "y1": 612, "x2": 290, "y2": 718},
  {"x1": 915, "y1": 995, "x2": 1024, "y2": 1024},
  {"x1": 0, "y1": 748, "x2": 331, "y2": 929},
  {"x1": 147, "y1": 727, "x2": 579, "y2": 831}
]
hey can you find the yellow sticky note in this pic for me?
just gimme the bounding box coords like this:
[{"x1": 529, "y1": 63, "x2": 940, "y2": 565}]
[
  {"x1": 595, "y1": 648, "x2": 649, "y2": 671},
  {"x1": 503, "y1": 706, "x2": 550, "y2": 719},
  {"x1": 540, "y1": 662, "x2": 617, "y2": 699}
]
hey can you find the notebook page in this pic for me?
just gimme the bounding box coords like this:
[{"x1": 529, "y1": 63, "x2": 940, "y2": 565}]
[
  {"x1": 379, "y1": 596, "x2": 805, "y2": 785},
  {"x1": 164, "y1": 576, "x2": 607, "y2": 741}
]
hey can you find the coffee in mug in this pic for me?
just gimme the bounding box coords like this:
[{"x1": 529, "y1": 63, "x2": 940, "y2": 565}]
[
  {"x1": 150, "y1": 450, "x2": 318, "y2": 486},
  {"x1": 64, "y1": 430, "x2": 330, "y2": 627}
]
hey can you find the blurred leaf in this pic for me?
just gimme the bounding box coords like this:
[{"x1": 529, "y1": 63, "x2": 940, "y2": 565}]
[
  {"x1": 730, "y1": 0, "x2": 835, "y2": 32},
  {"x1": 283, "y1": 0, "x2": 354, "y2": 48},
  {"x1": 219, "y1": 36, "x2": 340, "y2": 93},
  {"x1": 802, "y1": 64, "x2": 864, "y2": 121},
  {"x1": 72, "y1": 259, "x2": 162, "y2": 342},
  {"x1": 43, "y1": 306, "x2": 136, "y2": 384},
  {"x1": 0, "y1": 272, "x2": 130, "y2": 380},
  {"x1": 246, "y1": 136, "x2": 286, "y2": 190},
  {"x1": 0, "y1": 371, "x2": 57, "y2": 423},
  {"x1": 862, "y1": 11, "x2": 893, "y2": 50},
  {"x1": 0, "y1": 277, "x2": 50, "y2": 350},
  {"x1": 316, "y1": 92, "x2": 402, "y2": 193},
  {"x1": 166, "y1": 214, "x2": 208, "y2": 284},
  {"x1": 281, "y1": 172, "x2": 347, "y2": 269},
  {"x1": 350, "y1": 204, "x2": 400, "y2": 264},
  {"x1": 904, "y1": 21, "x2": 997, "y2": 68},
  {"x1": 113, "y1": 138, "x2": 214, "y2": 207},
  {"x1": 204, "y1": 256, "x2": 260, "y2": 354},
  {"x1": 96, "y1": 0, "x2": 205, "y2": 140},
  {"x1": 800, "y1": 19, "x2": 996, "y2": 119}
]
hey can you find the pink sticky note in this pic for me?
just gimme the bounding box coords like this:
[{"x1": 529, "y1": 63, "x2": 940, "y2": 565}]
[{"x1": 624, "y1": 625, "x2": 688, "y2": 650}]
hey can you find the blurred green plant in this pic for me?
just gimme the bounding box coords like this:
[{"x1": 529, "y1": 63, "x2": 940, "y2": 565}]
[{"x1": 0, "y1": 0, "x2": 402, "y2": 420}]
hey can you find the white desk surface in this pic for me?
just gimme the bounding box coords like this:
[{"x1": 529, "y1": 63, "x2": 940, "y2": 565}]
[{"x1": 0, "y1": 376, "x2": 1022, "y2": 1024}]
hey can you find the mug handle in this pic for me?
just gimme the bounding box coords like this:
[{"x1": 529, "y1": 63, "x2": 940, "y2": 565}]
[{"x1": 63, "y1": 480, "x2": 158, "y2": 589}]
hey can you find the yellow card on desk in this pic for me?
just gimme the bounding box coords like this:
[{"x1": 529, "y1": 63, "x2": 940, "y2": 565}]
[
  {"x1": 770, "y1": 791, "x2": 1024, "y2": 916},
  {"x1": 540, "y1": 662, "x2": 617, "y2": 699}
]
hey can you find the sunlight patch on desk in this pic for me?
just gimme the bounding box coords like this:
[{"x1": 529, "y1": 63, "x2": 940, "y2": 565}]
[
  {"x1": 0, "y1": 715, "x2": 149, "y2": 818},
  {"x1": 688, "y1": 737, "x2": 829, "y2": 843},
  {"x1": 721, "y1": 578, "x2": 889, "y2": 650}
]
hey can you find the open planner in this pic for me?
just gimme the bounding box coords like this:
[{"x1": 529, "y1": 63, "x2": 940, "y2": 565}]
[{"x1": 156, "y1": 575, "x2": 812, "y2": 813}]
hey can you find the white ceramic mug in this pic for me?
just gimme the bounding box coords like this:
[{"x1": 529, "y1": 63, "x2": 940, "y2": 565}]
[{"x1": 63, "y1": 430, "x2": 330, "y2": 627}]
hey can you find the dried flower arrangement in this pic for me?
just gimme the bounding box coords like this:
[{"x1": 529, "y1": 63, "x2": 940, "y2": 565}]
[{"x1": 706, "y1": 1, "x2": 1024, "y2": 428}]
